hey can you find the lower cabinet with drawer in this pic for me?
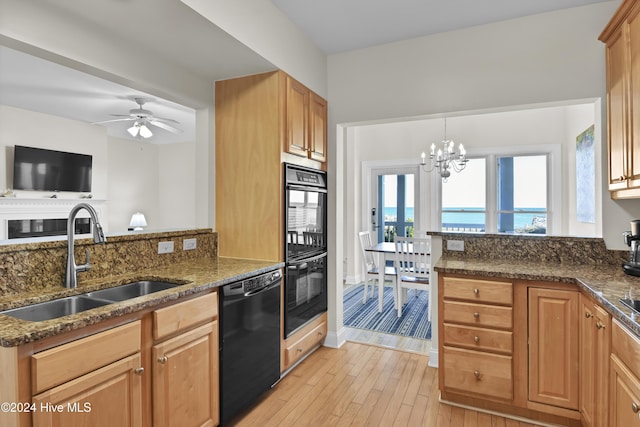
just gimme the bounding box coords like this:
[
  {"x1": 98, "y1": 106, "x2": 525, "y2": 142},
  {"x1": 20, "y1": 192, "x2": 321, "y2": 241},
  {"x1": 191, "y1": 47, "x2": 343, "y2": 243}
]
[
  {"x1": 440, "y1": 275, "x2": 514, "y2": 403},
  {"x1": 0, "y1": 290, "x2": 219, "y2": 427},
  {"x1": 439, "y1": 274, "x2": 582, "y2": 427},
  {"x1": 283, "y1": 312, "x2": 327, "y2": 372},
  {"x1": 31, "y1": 321, "x2": 144, "y2": 427},
  {"x1": 610, "y1": 319, "x2": 640, "y2": 427}
]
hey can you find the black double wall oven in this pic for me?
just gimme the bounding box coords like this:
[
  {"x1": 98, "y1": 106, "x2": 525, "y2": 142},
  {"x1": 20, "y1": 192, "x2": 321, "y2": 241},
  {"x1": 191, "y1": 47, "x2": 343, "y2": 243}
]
[{"x1": 284, "y1": 163, "x2": 328, "y2": 338}]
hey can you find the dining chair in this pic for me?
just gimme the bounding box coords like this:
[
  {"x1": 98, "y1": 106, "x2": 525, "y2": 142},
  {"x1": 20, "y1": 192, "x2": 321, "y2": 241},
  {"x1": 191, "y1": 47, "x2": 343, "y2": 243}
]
[
  {"x1": 394, "y1": 235, "x2": 431, "y2": 320},
  {"x1": 358, "y1": 231, "x2": 397, "y2": 312}
]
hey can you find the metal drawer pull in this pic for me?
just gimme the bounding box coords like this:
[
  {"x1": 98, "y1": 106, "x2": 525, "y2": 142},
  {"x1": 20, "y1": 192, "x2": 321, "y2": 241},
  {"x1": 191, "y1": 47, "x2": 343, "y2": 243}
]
[
  {"x1": 474, "y1": 336, "x2": 480, "y2": 343},
  {"x1": 297, "y1": 347, "x2": 303, "y2": 353},
  {"x1": 473, "y1": 312, "x2": 480, "y2": 319},
  {"x1": 632, "y1": 402, "x2": 640, "y2": 413},
  {"x1": 473, "y1": 288, "x2": 479, "y2": 295},
  {"x1": 134, "y1": 367, "x2": 144, "y2": 375},
  {"x1": 596, "y1": 321, "x2": 605, "y2": 330},
  {"x1": 585, "y1": 312, "x2": 592, "y2": 318},
  {"x1": 157, "y1": 355, "x2": 168, "y2": 364},
  {"x1": 473, "y1": 370, "x2": 481, "y2": 379}
]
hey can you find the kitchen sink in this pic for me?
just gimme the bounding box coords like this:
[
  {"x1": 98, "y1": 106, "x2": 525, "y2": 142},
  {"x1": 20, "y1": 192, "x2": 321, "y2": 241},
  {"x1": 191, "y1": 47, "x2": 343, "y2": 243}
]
[
  {"x1": 0, "y1": 280, "x2": 183, "y2": 322},
  {"x1": 83, "y1": 280, "x2": 182, "y2": 302},
  {"x1": 620, "y1": 298, "x2": 640, "y2": 313},
  {"x1": 0, "y1": 296, "x2": 111, "y2": 322}
]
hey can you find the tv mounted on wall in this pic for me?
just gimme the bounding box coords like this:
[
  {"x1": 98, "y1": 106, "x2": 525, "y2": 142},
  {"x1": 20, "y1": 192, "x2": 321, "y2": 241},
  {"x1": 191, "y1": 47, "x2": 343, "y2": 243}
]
[{"x1": 12, "y1": 145, "x2": 92, "y2": 192}]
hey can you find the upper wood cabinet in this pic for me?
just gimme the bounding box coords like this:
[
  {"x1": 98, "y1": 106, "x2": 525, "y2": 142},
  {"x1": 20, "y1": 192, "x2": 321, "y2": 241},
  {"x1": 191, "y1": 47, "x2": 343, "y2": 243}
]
[
  {"x1": 600, "y1": 0, "x2": 640, "y2": 198},
  {"x1": 215, "y1": 71, "x2": 326, "y2": 261},
  {"x1": 285, "y1": 75, "x2": 327, "y2": 163}
]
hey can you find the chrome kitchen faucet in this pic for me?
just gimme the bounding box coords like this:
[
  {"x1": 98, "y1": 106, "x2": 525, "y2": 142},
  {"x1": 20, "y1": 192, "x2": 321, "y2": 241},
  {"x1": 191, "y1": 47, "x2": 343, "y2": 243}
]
[{"x1": 65, "y1": 203, "x2": 106, "y2": 288}]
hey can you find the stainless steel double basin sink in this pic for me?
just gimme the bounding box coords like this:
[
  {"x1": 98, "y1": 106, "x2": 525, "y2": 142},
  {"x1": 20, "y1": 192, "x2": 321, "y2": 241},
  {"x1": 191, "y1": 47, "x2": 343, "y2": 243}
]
[{"x1": 0, "y1": 280, "x2": 182, "y2": 322}]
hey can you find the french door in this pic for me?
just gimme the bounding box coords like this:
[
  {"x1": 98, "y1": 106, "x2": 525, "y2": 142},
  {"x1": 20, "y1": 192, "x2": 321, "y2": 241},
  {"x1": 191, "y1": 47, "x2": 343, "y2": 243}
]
[{"x1": 369, "y1": 166, "x2": 421, "y2": 243}]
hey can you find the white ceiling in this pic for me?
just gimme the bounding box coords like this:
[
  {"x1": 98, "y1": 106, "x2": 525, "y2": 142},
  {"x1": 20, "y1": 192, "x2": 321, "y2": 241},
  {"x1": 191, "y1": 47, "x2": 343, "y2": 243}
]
[
  {"x1": 0, "y1": 0, "x2": 613, "y2": 144},
  {"x1": 272, "y1": 0, "x2": 611, "y2": 54}
]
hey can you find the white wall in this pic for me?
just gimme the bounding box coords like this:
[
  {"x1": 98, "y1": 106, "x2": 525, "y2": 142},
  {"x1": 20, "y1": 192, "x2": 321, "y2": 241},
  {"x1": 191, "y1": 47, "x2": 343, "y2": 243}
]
[
  {"x1": 0, "y1": 105, "x2": 108, "y2": 198},
  {"x1": 328, "y1": 2, "x2": 640, "y2": 253},
  {"x1": 0, "y1": 105, "x2": 196, "y2": 236}
]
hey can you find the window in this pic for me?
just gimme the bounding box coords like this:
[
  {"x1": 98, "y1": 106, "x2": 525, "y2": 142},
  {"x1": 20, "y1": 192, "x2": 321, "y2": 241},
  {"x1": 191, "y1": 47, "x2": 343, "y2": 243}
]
[
  {"x1": 497, "y1": 155, "x2": 547, "y2": 234},
  {"x1": 439, "y1": 148, "x2": 556, "y2": 234},
  {"x1": 441, "y1": 158, "x2": 486, "y2": 232}
]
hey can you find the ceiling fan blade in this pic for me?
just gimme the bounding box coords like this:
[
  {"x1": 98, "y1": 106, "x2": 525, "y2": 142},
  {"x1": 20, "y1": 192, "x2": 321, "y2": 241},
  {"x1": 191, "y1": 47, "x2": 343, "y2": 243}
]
[
  {"x1": 151, "y1": 116, "x2": 180, "y2": 124},
  {"x1": 148, "y1": 119, "x2": 183, "y2": 134},
  {"x1": 92, "y1": 118, "x2": 137, "y2": 125}
]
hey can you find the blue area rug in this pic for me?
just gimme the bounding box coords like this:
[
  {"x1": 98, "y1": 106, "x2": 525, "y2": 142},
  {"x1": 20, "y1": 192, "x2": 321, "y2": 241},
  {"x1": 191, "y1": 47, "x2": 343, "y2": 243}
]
[{"x1": 343, "y1": 284, "x2": 431, "y2": 340}]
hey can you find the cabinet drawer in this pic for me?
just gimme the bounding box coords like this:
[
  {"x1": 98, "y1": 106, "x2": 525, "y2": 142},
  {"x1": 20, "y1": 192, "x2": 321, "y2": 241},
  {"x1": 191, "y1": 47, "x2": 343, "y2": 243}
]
[
  {"x1": 154, "y1": 292, "x2": 217, "y2": 340},
  {"x1": 443, "y1": 277, "x2": 513, "y2": 305},
  {"x1": 285, "y1": 321, "x2": 326, "y2": 368},
  {"x1": 443, "y1": 301, "x2": 513, "y2": 330},
  {"x1": 613, "y1": 319, "x2": 640, "y2": 379},
  {"x1": 32, "y1": 321, "x2": 141, "y2": 394},
  {"x1": 443, "y1": 323, "x2": 513, "y2": 354},
  {"x1": 443, "y1": 346, "x2": 513, "y2": 401}
]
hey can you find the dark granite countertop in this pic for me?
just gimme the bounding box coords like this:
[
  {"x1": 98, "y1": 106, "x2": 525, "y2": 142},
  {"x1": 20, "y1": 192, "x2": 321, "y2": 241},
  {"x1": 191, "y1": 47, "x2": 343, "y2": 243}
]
[
  {"x1": 0, "y1": 256, "x2": 283, "y2": 347},
  {"x1": 435, "y1": 257, "x2": 640, "y2": 336}
]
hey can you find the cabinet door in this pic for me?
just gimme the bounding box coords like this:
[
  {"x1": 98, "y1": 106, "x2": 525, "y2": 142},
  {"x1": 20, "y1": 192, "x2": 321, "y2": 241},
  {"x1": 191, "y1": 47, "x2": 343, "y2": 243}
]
[
  {"x1": 528, "y1": 287, "x2": 579, "y2": 409},
  {"x1": 580, "y1": 296, "x2": 596, "y2": 427},
  {"x1": 595, "y1": 304, "x2": 611, "y2": 427},
  {"x1": 309, "y1": 92, "x2": 327, "y2": 163},
  {"x1": 285, "y1": 76, "x2": 310, "y2": 158},
  {"x1": 628, "y1": 4, "x2": 640, "y2": 188},
  {"x1": 153, "y1": 321, "x2": 219, "y2": 427},
  {"x1": 32, "y1": 353, "x2": 143, "y2": 427},
  {"x1": 607, "y1": 29, "x2": 629, "y2": 191},
  {"x1": 610, "y1": 354, "x2": 640, "y2": 427}
]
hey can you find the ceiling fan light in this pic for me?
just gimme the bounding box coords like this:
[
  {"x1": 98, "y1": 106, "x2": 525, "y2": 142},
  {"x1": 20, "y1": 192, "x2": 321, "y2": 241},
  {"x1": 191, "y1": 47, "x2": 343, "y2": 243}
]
[
  {"x1": 127, "y1": 124, "x2": 140, "y2": 137},
  {"x1": 139, "y1": 124, "x2": 153, "y2": 138}
]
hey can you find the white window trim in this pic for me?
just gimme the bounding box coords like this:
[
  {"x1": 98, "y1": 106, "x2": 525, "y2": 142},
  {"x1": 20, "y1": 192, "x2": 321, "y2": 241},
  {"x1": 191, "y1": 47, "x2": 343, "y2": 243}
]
[{"x1": 431, "y1": 144, "x2": 562, "y2": 235}]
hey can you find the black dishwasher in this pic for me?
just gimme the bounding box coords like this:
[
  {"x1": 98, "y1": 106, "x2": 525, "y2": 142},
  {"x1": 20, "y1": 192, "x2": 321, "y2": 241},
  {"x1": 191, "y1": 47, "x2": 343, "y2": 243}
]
[{"x1": 219, "y1": 269, "x2": 282, "y2": 425}]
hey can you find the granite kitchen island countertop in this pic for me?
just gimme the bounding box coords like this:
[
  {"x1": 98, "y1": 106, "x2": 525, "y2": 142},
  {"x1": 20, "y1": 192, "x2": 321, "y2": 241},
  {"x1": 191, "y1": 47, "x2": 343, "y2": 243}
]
[
  {"x1": 0, "y1": 256, "x2": 283, "y2": 347},
  {"x1": 435, "y1": 257, "x2": 640, "y2": 336}
]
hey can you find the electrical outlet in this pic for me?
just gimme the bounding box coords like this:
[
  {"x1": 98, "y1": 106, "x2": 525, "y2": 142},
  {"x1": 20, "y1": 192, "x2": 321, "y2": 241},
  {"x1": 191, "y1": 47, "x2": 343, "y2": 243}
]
[
  {"x1": 447, "y1": 240, "x2": 465, "y2": 251},
  {"x1": 158, "y1": 241, "x2": 174, "y2": 254},
  {"x1": 183, "y1": 238, "x2": 197, "y2": 251}
]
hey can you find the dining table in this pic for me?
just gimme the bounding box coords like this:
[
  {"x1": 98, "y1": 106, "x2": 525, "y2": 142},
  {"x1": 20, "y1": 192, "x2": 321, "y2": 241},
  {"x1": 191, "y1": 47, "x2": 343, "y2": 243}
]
[{"x1": 364, "y1": 240, "x2": 431, "y2": 308}]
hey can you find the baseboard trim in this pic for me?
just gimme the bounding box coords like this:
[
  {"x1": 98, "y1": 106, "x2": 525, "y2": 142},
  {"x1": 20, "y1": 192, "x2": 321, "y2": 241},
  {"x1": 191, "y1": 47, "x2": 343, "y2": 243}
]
[
  {"x1": 428, "y1": 348, "x2": 439, "y2": 368},
  {"x1": 324, "y1": 327, "x2": 347, "y2": 348}
]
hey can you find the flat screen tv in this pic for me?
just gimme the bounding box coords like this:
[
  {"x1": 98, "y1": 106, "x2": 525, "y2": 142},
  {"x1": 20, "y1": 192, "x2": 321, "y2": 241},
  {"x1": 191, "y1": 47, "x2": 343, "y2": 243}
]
[{"x1": 12, "y1": 145, "x2": 92, "y2": 192}]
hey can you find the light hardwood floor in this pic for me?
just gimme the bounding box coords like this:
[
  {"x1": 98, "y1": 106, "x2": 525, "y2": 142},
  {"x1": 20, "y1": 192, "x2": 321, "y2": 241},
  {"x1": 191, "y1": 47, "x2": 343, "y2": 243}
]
[{"x1": 228, "y1": 342, "x2": 546, "y2": 426}]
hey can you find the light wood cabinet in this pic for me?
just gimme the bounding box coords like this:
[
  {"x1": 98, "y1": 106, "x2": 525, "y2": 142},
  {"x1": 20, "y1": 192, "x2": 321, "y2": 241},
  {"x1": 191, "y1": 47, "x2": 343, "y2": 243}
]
[
  {"x1": 283, "y1": 312, "x2": 327, "y2": 371},
  {"x1": 580, "y1": 294, "x2": 611, "y2": 427},
  {"x1": 528, "y1": 287, "x2": 579, "y2": 410},
  {"x1": 439, "y1": 276, "x2": 514, "y2": 402},
  {"x1": 151, "y1": 293, "x2": 219, "y2": 427},
  {"x1": 600, "y1": 0, "x2": 640, "y2": 198},
  {"x1": 0, "y1": 290, "x2": 220, "y2": 427},
  {"x1": 284, "y1": 75, "x2": 327, "y2": 163},
  {"x1": 610, "y1": 320, "x2": 640, "y2": 427},
  {"x1": 152, "y1": 322, "x2": 218, "y2": 427},
  {"x1": 31, "y1": 321, "x2": 143, "y2": 427},
  {"x1": 32, "y1": 354, "x2": 143, "y2": 427},
  {"x1": 215, "y1": 71, "x2": 326, "y2": 261}
]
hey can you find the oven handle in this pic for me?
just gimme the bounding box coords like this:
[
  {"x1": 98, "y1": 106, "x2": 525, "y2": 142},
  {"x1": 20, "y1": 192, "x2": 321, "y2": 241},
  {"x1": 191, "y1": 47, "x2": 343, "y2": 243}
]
[
  {"x1": 286, "y1": 184, "x2": 327, "y2": 193},
  {"x1": 287, "y1": 251, "x2": 327, "y2": 266}
]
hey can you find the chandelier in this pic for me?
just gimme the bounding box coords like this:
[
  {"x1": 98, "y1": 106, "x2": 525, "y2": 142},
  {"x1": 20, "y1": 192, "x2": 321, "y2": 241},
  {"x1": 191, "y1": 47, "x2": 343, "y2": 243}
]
[{"x1": 420, "y1": 118, "x2": 468, "y2": 182}]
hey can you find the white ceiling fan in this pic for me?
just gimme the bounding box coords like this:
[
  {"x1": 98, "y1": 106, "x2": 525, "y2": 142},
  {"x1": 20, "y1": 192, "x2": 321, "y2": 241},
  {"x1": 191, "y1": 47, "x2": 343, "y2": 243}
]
[{"x1": 93, "y1": 97, "x2": 183, "y2": 139}]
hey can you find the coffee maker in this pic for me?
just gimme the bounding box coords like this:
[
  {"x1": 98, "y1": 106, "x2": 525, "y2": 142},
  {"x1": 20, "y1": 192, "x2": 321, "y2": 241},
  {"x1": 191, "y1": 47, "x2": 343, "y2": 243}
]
[{"x1": 623, "y1": 220, "x2": 640, "y2": 276}]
